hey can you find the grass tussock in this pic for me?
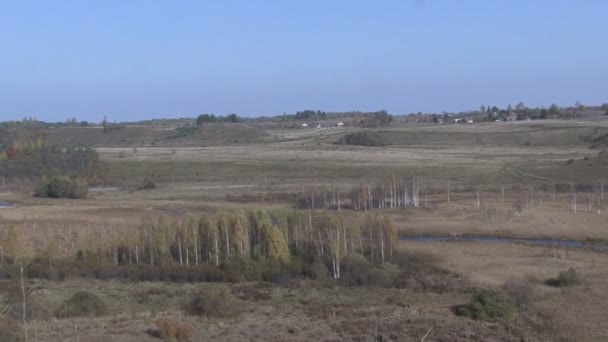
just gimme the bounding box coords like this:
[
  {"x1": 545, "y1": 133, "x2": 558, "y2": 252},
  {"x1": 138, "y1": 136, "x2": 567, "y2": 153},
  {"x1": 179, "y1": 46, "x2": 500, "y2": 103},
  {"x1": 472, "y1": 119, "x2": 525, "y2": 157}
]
[
  {"x1": 185, "y1": 285, "x2": 242, "y2": 318},
  {"x1": 155, "y1": 317, "x2": 193, "y2": 341}
]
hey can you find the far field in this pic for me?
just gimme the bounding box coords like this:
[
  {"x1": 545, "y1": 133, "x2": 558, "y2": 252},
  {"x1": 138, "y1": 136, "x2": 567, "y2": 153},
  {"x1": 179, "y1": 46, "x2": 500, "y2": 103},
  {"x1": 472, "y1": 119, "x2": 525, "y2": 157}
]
[{"x1": 7, "y1": 119, "x2": 607, "y2": 239}]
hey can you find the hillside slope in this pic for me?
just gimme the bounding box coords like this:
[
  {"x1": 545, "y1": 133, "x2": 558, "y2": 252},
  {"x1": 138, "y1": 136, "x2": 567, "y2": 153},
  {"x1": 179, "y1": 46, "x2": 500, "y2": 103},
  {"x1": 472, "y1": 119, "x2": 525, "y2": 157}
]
[{"x1": 45, "y1": 123, "x2": 269, "y2": 147}]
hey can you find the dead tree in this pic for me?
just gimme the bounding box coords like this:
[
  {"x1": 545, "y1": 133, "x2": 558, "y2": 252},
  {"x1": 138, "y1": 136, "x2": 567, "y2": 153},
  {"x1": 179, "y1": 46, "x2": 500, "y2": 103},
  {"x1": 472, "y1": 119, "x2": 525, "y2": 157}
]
[{"x1": 570, "y1": 181, "x2": 577, "y2": 213}]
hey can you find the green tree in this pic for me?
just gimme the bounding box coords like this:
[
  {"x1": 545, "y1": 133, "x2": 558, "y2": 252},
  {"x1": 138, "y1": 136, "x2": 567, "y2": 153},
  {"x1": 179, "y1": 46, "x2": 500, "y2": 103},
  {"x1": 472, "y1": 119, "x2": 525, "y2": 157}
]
[
  {"x1": 548, "y1": 103, "x2": 560, "y2": 116},
  {"x1": 102, "y1": 115, "x2": 108, "y2": 134},
  {"x1": 262, "y1": 222, "x2": 289, "y2": 263},
  {"x1": 226, "y1": 113, "x2": 239, "y2": 123},
  {"x1": 196, "y1": 114, "x2": 215, "y2": 126}
]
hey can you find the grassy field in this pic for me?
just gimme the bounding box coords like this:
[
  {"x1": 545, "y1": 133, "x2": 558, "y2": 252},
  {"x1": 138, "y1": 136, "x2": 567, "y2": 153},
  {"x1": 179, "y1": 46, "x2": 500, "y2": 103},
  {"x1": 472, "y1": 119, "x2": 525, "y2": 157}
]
[
  {"x1": 94, "y1": 120, "x2": 608, "y2": 190},
  {"x1": 2, "y1": 118, "x2": 608, "y2": 341}
]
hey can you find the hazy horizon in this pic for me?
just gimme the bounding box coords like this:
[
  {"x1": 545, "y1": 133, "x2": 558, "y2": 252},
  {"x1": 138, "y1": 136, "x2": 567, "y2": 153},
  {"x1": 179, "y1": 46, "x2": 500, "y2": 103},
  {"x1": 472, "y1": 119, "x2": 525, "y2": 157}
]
[{"x1": 1, "y1": 0, "x2": 607, "y2": 122}]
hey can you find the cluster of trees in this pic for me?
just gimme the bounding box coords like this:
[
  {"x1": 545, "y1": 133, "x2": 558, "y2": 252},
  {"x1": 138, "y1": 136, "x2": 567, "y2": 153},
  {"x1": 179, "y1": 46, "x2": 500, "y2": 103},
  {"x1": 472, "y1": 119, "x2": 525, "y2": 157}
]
[
  {"x1": 352, "y1": 110, "x2": 393, "y2": 127},
  {"x1": 478, "y1": 101, "x2": 596, "y2": 122},
  {"x1": 417, "y1": 101, "x2": 608, "y2": 124},
  {"x1": 0, "y1": 142, "x2": 101, "y2": 184},
  {"x1": 477, "y1": 102, "x2": 560, "y2": 121},
  {"x1": 295, "y1": 110, "x2": 327, "y2": 120},
  {"x1": 297, "y1": 177, "x2": 421, "y2": 212},
  {"x1": 0, "y1": 209, "x2": 397, "y2": 280},
  {"x1": 0, "y1": 122, "x2": 102, "y2": 184},
  {"x1": 34, "y1": 176, "x2": 89, "y2": 199},
  {"x1": 196, "y1": 113, "x2": 240, "y2": 126},
  {"x1": 293, "y1": 110, "x2": 393, "y2": 127},
  {"x1": 64, "y1": 117, "x2": 90, "y2": 127}
]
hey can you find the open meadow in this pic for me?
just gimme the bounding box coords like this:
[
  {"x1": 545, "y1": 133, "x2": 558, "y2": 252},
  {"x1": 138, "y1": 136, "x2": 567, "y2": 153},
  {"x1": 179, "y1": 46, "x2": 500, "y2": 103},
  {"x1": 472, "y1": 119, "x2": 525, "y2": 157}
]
[{"x1": 1, "y1": 117, "x2": 608, "y2": 341}]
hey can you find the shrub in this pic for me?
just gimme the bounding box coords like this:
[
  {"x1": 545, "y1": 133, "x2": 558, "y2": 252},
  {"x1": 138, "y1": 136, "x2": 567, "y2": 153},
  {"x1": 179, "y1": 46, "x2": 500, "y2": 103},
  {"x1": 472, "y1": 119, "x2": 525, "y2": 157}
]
[
  {"x1": 34, "y1": 176, "x2": 88, "y2": 199},
  {"x1": 55, "y1": 291, "x2": 107, "y2": 318},
  {"x1": 502, "y1": 279, "x2": 537, "y2": 308},
  {"x1": 136, "y1": 179, "x2": 157, "y2": 190},
  {"x1": 339, "y1": 254, "x2": 374, "y2": 286},
  {"x1": 337, "y1": 131, "x2": 388, "y2": 147},
  {"x1": 185, "y1": 285, "x2": 241, "y2": 318},
  {"x1": 457, "y1": 289, "x2": 518, "y2": 321},
  {"x1": 309, "y1": 259, "x2": 330, "y2": 281},
  {"x1": 155, "y1": 317, "x2": 193, "y2": 341},
  {"x1": 546, "y1": 268, "x2": 579, "y2": 287}
]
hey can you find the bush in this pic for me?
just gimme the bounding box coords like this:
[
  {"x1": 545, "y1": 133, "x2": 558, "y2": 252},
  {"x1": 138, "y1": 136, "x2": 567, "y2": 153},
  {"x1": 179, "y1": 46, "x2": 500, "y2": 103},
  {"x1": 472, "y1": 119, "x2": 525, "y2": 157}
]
[
  {"x1": 457, "y1": 289, "x2": 518, "y2": 321},
  {"x1": 502, "y1": 279, "x2": 537, "y2": 308},
  {"x1": 55, "y1": 291, "x2": 107, "y2": 318},
  {"x1": 136, "y1": 179, "x2": 157, "y2": 190},
  {"x1": 185, "y1": 285, "x2": 241, "y2": 318},
  {"x1": 309, "y1": 259, "x2": 330, "y2": 281},
  {"x1": 337, "y1": 131, "x2": 388, "y2": 147},
  {"x1": 339, "y1": 254, "x2": 374, "y2": 286},
  {"x1": 155, "y1": 317, "x2": 193, "y2": 341},
  {"x1": 546, "y1": 268, "x2": 580, "y2": 287},
  {"x1": 34, "y1": 176, "x2": 88, "y2": 199}
]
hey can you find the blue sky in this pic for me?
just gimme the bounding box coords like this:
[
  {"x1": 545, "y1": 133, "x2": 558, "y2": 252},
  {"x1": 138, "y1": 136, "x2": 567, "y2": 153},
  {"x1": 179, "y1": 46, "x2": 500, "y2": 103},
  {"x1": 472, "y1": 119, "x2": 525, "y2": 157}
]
[{"x1": 1, "y1": 0, "x2": 606, "y2": 122}]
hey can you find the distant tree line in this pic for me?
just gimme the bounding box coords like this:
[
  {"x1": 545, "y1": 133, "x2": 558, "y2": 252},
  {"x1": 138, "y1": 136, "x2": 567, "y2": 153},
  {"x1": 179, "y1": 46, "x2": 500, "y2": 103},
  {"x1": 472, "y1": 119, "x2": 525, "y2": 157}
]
[
  {"x1": 196, "y1": 113, "x2": 240, "y2": 126},
  {"x1": 476, "y1": 101, "x2": 600, "y2": 122},
  {"x1": 294, "y1": 109, "x2": 393, "y2": 127},
  {"x1": 295, "y1": 110, "x2": 328, "y2": 120}
]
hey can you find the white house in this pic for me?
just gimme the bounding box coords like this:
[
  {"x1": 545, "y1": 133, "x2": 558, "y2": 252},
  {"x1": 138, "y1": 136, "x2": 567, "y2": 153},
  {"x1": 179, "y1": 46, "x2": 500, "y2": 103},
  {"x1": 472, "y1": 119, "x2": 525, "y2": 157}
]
[
  {"x1": 301, "y1": 123, "x2": 309, "y2": 128},
  {"x1": 336, "y1": 122, "x2": 344, "y2": 127}
]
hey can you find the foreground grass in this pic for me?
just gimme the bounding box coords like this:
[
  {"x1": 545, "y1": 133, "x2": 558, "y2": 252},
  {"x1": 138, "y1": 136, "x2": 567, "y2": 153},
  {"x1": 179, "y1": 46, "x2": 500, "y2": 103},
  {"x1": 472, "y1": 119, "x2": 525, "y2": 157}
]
[{"x1": 2, "y1": 240, "x2": 604, "y2": 341}]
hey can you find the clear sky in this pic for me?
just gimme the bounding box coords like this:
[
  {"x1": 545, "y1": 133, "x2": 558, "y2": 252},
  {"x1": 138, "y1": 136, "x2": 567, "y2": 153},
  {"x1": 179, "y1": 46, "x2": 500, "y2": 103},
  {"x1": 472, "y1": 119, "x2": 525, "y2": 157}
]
[{"x1": 1, "y1": 0, "x2": 606, "y2": 122}]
